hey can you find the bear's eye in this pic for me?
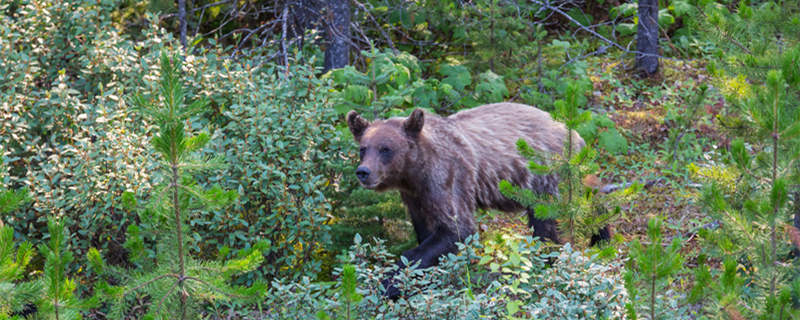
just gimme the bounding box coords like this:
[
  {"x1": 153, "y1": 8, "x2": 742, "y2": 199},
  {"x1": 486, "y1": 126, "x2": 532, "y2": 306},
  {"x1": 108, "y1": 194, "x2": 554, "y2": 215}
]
[
  {"x1": 359, "y1": 147, "x2": 366, "y2": 158},
  {"x1": 379, "y1": 147, "x2": 391, "y2": 155}
]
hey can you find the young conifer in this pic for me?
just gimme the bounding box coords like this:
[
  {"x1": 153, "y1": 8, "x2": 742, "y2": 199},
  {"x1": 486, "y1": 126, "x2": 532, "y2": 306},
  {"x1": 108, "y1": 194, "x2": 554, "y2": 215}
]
[
  {"x1": 499, "y1": 78, "x2": 621, "y2": 245},
  {"x1": 91, "y1": 53, "x2": 265, "y2": 319},
  {"x1": 0, "y1": 188, "x2": 36, "y2": 318},
  {"x1": 696, "y1": 2, "x2": 800, "y2": 316},
  {"x1": 624, "y1": 217, "x2": 684, "y2": 320}
]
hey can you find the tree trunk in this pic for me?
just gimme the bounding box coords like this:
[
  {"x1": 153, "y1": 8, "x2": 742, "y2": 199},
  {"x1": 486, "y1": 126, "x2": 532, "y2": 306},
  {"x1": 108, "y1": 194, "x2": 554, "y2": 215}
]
[
  {"x1": 323, "y1": 0, "x2": 351, "y2": 72},
  {"x1": 636, "y1": 0, "x2": 659, "y2": 76},
  {"x1": 178, "y1": 0, "x2": 187, "y2": 51}
]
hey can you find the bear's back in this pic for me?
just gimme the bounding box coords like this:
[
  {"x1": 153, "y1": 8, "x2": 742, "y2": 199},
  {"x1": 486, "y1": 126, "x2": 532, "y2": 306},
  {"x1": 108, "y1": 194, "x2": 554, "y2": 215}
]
[
  {"x1": 448, "y1": 102, "x2": 582, "y2": 155},
  {"x1": 438, "y1": 102, "x2": 583, "y2": 211}
]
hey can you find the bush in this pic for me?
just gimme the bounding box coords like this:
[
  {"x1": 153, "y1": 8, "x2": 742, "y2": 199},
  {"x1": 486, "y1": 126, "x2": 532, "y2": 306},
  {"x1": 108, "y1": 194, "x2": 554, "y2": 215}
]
[
  {"x1": 0, "y1": 0, "x2": 347, "y2": 284},
  {"x1": 206, "y1": 62, "x2": 346, "y2": 281},
  {"x1": 263, "y1": 234, "x2": 627, "y2": 319}
]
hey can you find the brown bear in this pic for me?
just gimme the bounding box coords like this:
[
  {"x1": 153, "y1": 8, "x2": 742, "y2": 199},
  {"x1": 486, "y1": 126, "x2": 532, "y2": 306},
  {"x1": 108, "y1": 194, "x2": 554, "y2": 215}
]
[{"x1": 346, "y1": 102, "x2": 606, "y2": 297}]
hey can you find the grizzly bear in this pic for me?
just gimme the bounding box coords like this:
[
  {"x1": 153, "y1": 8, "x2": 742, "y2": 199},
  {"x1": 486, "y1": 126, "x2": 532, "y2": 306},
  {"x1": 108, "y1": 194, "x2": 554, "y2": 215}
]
[{"x1": 346, "y1": 102, "x2": 607, "y2": 297}]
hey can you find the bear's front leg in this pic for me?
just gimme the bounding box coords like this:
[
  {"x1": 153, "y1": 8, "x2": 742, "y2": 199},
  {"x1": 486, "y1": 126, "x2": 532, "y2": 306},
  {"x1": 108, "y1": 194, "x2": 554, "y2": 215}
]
[
  {"x1": 401, "y1": 226, "x2": 460, "y2": 268},
  {"x1": 381, "y1": 226, "x2": 461, "y2": 299}
]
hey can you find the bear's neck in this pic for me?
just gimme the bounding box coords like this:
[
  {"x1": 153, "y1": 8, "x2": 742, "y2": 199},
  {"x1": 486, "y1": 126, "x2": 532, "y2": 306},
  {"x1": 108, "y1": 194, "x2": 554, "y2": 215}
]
[{"x1": 397, "y1": 138, "x2": 436, "y2": 197}]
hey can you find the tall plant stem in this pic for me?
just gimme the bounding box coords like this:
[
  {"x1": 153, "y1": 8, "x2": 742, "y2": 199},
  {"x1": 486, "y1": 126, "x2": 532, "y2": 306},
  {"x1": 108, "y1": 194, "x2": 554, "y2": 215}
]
[
  {"x1": 172, "y1": 163, "x2": 187, "y2": 319},
  {"x1": 650, "y1": 268, "x2": 656, "y2": 320},
  {"x1": 566, "y1": 128, "x2": 574, "y2": 241},
  {"x1": 770, "y1": 83, "x2": 779, "y2": 301}
]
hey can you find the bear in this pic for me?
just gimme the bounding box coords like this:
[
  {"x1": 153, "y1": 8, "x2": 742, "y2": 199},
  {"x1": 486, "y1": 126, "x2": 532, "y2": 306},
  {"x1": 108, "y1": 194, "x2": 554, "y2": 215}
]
[{"x1": 346, "y1": 102, "x2": 608, "y2": 297}]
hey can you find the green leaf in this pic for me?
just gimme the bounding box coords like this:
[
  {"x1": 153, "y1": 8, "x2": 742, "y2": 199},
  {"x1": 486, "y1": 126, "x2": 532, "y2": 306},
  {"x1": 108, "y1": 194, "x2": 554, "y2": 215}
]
[
  {"x1": 506, "y1": 300, "x2": 522, "y2": 316},
  {"x1": 567, "y1": 8, "x2": 593, "y2": 26},
  {"x1": 438, "y1": 64, "x2": 472, "y2": 92},
  {"x1": 670, "y1": 0, "x2": 694, "y2": 17},
  {"x1": 658, "y1": 9, "x2": 676, "y2": 26},
  {"x1": 617, "y1": 23, "x2": 637, "y2": 36},
  {"x1": 614, "y1": 3, "x2": 638, "y2": 18},
  {"x1": 343, "y1": 85, "x2": 372, "y2": 105},
  {"x1": 598, "y1": 128, "x2": 628, "y2": 154},
  {"x1": 475, "y1": 70, "x2": 508, "y2": 102}
]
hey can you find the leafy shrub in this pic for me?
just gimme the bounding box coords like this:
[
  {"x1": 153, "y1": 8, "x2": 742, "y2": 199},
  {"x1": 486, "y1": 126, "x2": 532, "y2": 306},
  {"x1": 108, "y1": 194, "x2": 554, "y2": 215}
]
[
  {"x1": 1, "y1": 0, "x2": 163, "y2": 265},
  {"x1": 263, "y1": 234, "x2": 627, "y2": 319},
  {"x1": 206, "y1": 61, "x2": 346, "y2": 281},
  {"x1": 1, "y1": 0, "x2": 348, "y2": 284}
]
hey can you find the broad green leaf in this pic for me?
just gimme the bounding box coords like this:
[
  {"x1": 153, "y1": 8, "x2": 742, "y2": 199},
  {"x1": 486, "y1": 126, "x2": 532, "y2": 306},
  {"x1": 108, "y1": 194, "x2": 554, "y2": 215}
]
[
  {"x1": 438, "y1": 64, "x2": 472, "y2": 91},
  {"x1": 598, "y1": 128, "x2": 628, "y2": 154}
]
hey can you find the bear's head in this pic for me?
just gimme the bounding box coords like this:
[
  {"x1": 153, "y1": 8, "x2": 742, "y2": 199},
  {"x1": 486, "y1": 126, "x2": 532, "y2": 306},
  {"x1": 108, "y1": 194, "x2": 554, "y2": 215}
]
[{"x1": 346, "y1": 109, "x2": 425, "y2": 191}]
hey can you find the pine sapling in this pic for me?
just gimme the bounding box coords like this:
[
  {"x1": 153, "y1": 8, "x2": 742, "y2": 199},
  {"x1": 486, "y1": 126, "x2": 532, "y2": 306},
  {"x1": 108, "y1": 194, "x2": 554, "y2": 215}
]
[
  {"x1": 0, "y1": 188, "x2": 36, "y2": 317},
  {"x1": 624, "y1": 217, "x2": 683, "y2": 320},
  {"x1": 499, "y1": 78, "x2": 619, "y2": 245},
  {"x1": 92, "y1": 53, "x2": 265, "y2": 319}
]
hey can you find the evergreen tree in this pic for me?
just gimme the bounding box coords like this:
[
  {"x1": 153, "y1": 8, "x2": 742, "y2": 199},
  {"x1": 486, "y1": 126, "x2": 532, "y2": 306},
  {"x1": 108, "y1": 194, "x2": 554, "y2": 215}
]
[
  {"x1": 0, "y1": 187, "x2": 94, "y2": 319},
  {"x1": 624, "y1": 217, "x2": 685, "y2": 320},
  {"x1": 93, "y1": 53, "x2": 266, "y2": 319},
  {"x1": 0, "y1": 188, "x2": 36, "y2": 318},
  {"x1": 696, "y1": 2, "x2": 800, "y2": 317},
  {"x1": 499, "y1": 77, "x2": 624, "y2": 245}
]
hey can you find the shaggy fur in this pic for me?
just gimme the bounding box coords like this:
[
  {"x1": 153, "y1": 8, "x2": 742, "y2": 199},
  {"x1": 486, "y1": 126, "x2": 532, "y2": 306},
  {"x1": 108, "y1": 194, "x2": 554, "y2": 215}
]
[{"x1": 347, "y1": 102, "x2": 591, "y2": 294}]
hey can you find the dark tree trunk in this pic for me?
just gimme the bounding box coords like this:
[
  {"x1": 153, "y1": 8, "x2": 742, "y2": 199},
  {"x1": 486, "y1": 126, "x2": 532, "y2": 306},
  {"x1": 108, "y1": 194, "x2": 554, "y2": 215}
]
[
  {"x1": 323, "y1": 0, "x2": 351, "y2": 72},
  {"x1": 296, "y1": 0, "x2": 319, "y2": 31},
  {"x1": 178, "y1": 0, "x2": 187, "y2": 50},
  {"x1": 636, "y1": 0, "x2": 659, "y2": 76},
  {"x1": 794, "y1": 189, "x2": 800, "y2": 255}
]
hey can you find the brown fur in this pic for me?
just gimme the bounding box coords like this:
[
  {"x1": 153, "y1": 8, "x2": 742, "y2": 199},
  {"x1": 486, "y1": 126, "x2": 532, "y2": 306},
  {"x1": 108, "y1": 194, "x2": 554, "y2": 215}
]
[
  {"x1": 347, "y1": 103, "x2": 589, "y2": 297},
  {"x1": 349, "y1": 102, "x2": 582, "y2": 237}
]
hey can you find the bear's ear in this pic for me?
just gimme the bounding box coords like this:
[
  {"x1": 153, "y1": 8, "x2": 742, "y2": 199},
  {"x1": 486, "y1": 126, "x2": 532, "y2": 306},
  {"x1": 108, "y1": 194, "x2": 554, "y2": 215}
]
[
  {"x1": 346, "y1": 110, "x2": 369, "y2": 141},
  {"x1": 403, "y1": 109, "x2": 425, "y2": 139}
]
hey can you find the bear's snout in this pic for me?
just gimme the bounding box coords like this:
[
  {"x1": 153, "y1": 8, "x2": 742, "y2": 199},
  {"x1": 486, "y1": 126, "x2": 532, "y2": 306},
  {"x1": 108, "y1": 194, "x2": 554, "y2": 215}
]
[{"x1": 356, "y1": 166, "x2": 371, "y2": 183}]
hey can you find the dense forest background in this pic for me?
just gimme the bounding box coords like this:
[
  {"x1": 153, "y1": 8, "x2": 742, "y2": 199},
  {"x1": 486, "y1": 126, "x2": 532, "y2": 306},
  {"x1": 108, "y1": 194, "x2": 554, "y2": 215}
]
[{"x1": 1, "y1": 0, "x2": 799, "y2": 319}]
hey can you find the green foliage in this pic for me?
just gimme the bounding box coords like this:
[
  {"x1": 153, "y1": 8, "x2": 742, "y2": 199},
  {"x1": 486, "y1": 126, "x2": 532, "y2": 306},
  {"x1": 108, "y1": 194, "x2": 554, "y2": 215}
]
[
  {"x1": 0, "y1": 188, "x2": 37, "y2": 317},
  {"x1": 209, "y1": 61, "x2": 343, "y2": 281},
  {"x1": 500, "y1": 77, "x2": 627, "y2": 245},
  {"x1": 624, "y1": 217, "x2": 686, "y2": 320},
  {"x1": 92, "y1": 53, "x2": 263, "y2": 319},
  {"x1": 663, "y1": 84, "x2": 710, "y2": 168},
  {"x1": 0, "y1": 189, "x2": 29, "y2": 215},
  {"x1": 0, "y1": 216, "x2": 93, "y2": 319},
  {"x1": 1, "y1": 0, "x2": 163, "y2": 268},
  {"x1": 1, "y1": 188, "x2": 93, "y2": 318},
  {"x1": 328, "y1": 49, "x2": 510, "y2": 118},
  {"x1": 609, "y1": 0, "x2": 713, "y2": 56},
  {"x1": 328, "y1": 188, "x2": 412, "y2": 257},
  {"x1": 1, "y1": 0, "x2": 348, "y2": 288},
  {"x1": 576, "y1": 113, "x2": 628, "y2": 155},
  {"x1": 37, "y1": 218, "x2": 95, "y2": 320},
  {"x1": 694, "y1": 2, "x2": 800, "y2": 315},
  {"x1": 268, "y1": 234, "x2": 626, "y2": 319}
]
